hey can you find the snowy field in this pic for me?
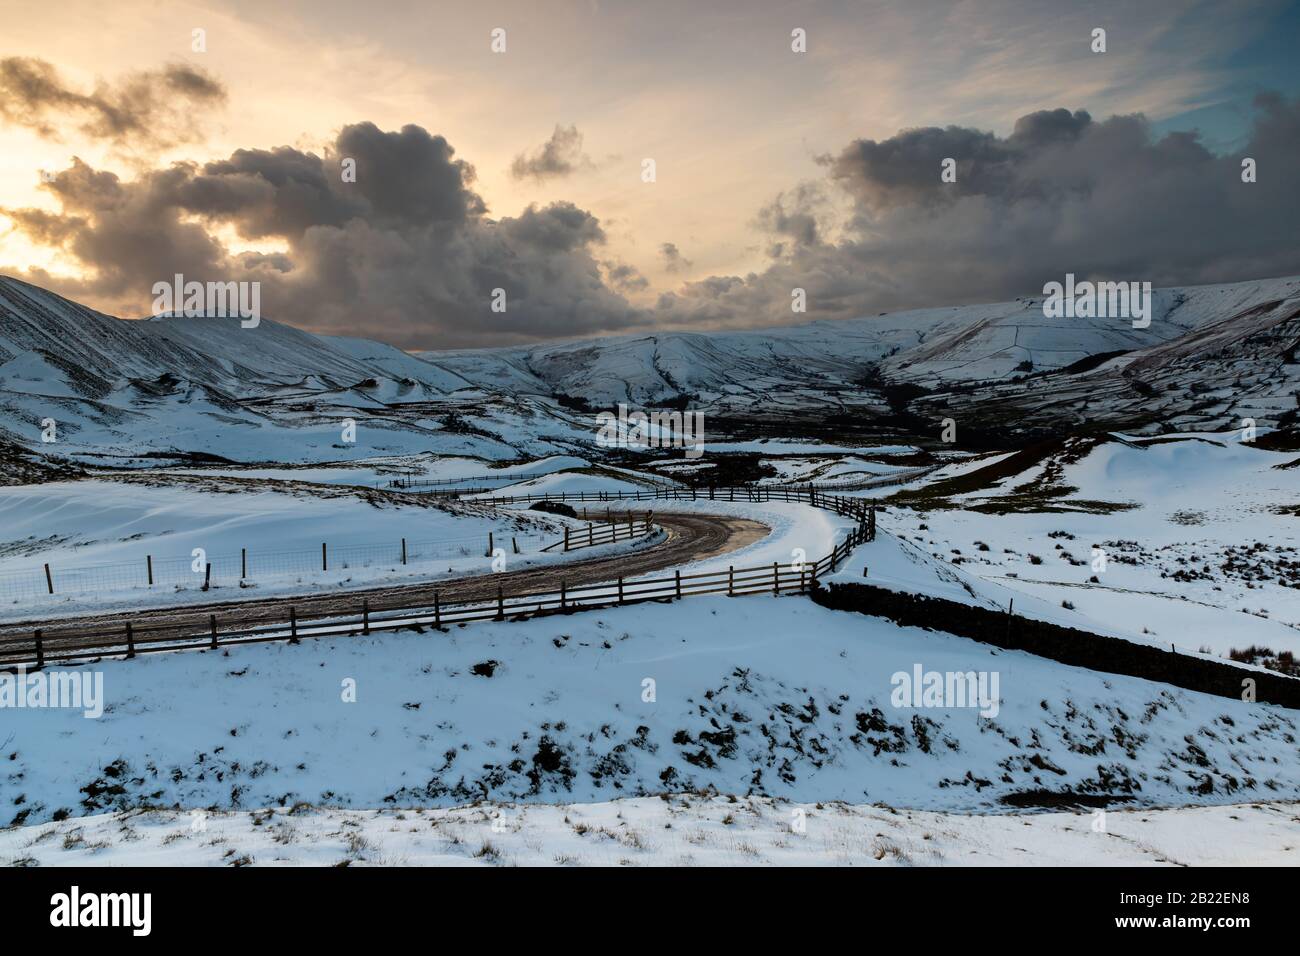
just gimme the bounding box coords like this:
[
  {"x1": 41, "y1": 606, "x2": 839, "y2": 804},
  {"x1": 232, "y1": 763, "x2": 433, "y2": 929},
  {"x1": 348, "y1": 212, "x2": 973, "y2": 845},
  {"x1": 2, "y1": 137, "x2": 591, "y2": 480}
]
[
  {"x1": 0, "y1": 476, "x2": 666, "y2": 616},
  {"x1": 757, "y1": 455, "x2": 923, "y2": 486},
  {"x1": 5, "y1": 590, "x2": 1297, "y2": 832},
  {"x1": 4, "y1": 798, "x2": 1295, "y2": 867},
  {"x1": 159, "y1": 454, "x2": 590, "y2": 488},
  {"x1": 862, "y1": 434, "x2": 1300, "y2": 661}
]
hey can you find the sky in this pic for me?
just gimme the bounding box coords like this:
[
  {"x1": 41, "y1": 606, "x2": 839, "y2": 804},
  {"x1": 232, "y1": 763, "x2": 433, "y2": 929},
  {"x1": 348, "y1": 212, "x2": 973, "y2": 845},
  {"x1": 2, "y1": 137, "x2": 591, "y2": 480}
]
[{"x1": 0, "y1": 0, "x2": 1297, "y2": 350}]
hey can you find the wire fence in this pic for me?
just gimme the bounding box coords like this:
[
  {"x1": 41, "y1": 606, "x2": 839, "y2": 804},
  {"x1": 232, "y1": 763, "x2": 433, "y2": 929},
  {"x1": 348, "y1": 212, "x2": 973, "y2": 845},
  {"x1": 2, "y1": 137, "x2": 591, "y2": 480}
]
[
  {"x1": 4, "y1": 501, "x2": 875, "y2": 669},
  {"x1": 380, "y1": 469, "x2": 565, "y2": 490},
  {"x1": 0, "y1": 527, "x2": 567, "y2": 605},
  {"x1": 0, "y1": 474, "x2": 904, "y2": 606}
]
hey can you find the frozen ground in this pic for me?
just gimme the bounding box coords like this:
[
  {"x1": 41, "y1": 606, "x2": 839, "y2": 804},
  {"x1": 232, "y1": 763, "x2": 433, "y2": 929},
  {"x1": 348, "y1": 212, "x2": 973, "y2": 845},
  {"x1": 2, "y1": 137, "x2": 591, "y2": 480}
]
[
  {"x1": 3, "y1": 798, "x2": 1295, "y2": 867},
  {"x1": 159, "y1": 454, "x2": 590, "y2": 488},
  {"x1": 5, "y1": 589, "x2": 1297, "y2": 830},
  {"x1": 860, "y1": 433, "x2": 1300, "y2": 661},
  {"x1": 757, "y1": 455, "x2": 922, "y2": 486},
  {"x1": 0, "y1": 476, "x2": 664, "y2": 616}
]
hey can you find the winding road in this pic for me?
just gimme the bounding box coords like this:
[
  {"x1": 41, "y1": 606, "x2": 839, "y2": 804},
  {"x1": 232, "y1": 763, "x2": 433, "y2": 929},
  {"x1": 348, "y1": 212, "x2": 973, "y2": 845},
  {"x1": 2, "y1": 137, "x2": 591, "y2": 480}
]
[{"x1": 0, "y1": 511, "x2": 769, "y2": 665}]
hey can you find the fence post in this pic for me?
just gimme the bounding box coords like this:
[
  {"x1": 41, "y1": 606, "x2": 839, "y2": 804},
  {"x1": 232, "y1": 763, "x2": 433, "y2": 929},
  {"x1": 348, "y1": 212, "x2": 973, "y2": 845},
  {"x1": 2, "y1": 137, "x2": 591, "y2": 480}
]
[
  {"x1": 512, "y1": 536, "x2": 519, "y2": 554},
  {"x1": 560, "y1": 580, "x2": 567, "y2": 609},
  {"x1": 44, "y1": 563, "x2": 53, "y2": 595},
  {"x1": 728, "y1": 566, "x2": 734, "y2": 595},
  {"x1": 645, "y1": 511, "x2": 653, "y2": 533},
  {"x1": 773, "y1": 561, "x2": 780, "y2": 594},
  {"x1": 363, "y1": 599, "x2": 370, "y2": 635},
  {"x1": 618, "y1": 576, "x2": 625, "y2": 605},
  {"x1": 434, "y1": 592, "x2": 441, "y2": 628},
  {"x1": 34, "y1": 629, "x2": 43, "y2": 669},
  {"x1": 147, "y1": 555, "x2": 153, "y2": 586},
  {"x1": 203, "y1": 562, "x2": 211, "y2": 591},
  {"x1": 290, "y1": 606, "x2": 298, "y2": 643},
  {"x1": 564, "y1": 527, "x2": 570, "y2": 552},
  {"x1": 496, "y1": 586, "x2": 505, "y2": 620},
  {"x1": 401, "y1": 538, "x2": 407, "y2": 565},
  {"x1": 675, "y1": 569, "x2": 682, "y2": 599},
  {"x1": 587, "y1": 523, "x2": 593, "y2": 546},
  {"x1": 487, "y1": 531, "x2": 494, "y2": 557},
  {"x1": 125, "y1": 621, "x2": 135, "y2": 659},
  {"x1": 241, "y1": 547, "x2": 247, "y2": 579},
  {"x1": 322, "y1": 542, "x2": 328, "y2": 572}
]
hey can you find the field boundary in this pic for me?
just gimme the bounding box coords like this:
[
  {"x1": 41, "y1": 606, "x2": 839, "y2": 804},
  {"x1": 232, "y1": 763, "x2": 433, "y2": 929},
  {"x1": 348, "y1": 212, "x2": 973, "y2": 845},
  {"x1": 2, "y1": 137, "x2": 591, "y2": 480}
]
[
  {"x1": 810, "y1": 581, "x2": 1300, "y2": 708},
  {"x1": 4, "y1": 485, "x2": 876, "y2": 668}
]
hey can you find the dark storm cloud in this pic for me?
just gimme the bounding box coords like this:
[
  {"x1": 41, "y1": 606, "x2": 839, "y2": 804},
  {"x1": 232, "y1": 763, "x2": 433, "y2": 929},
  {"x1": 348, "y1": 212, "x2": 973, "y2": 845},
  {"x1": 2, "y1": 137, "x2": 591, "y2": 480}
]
[
  {"x1": 661, "y1": 96, "x2": 1300, "y2": 329},
  {"x1": 754, "y1": 182, "x2": 825, "y2": 256},
  {"x1": 3, "y1": 123, "x2": 643, "y2": 347},
  {"x1": 8, "y1": 97, "x2": 1298, "y2": 347},
  {"x1": 510, "y1": 125, "x2": 593, "y2": 181},
  {"x1": 0, "y1": 57, "x2": 226, "y2": 148},
  {"x1": 604, "y1": 260, "x2": 649, "y2": 293},
  {"x1": 824, "y1": 109, "x2": 1092, "y2": 212},
  {"x1": 659, "y1": 242, "x2": 692, "y2": 273}
]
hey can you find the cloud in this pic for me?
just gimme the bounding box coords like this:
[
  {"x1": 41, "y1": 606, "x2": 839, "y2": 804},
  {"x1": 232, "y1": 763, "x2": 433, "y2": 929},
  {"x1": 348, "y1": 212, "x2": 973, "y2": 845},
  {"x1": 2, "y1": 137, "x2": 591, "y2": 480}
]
[
  {"x1": 3, "y1": 122, "x2": 644, "y2": 348},
  {"x1": 510, "y1": 124, "x2": 595, "y2": 181},
  {"x1": 658, "y1": 242, "x2": 693, "y2": 273},
  {"x1": 0, "y1": 57, "x2": 226, "y2": 149},
  {"x1": 7, "y1": 95, "x2": 1298, "y2": 348},
  {"x1": 660, "y1": 95, "x2": 1300, "y2": 329},
  {"x1": 603, "y1": 260, "x2": 649, "y2": 293}
]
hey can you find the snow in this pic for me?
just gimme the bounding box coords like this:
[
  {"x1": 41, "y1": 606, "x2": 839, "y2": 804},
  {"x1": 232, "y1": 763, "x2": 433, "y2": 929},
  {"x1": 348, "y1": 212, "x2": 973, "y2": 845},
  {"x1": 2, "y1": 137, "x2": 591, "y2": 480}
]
[
  {"x1": 160, "y1": 454, "x2": 590, "y2": 489},
  {"x1": 856, "y1": 434, "x2": 1300, "y2": 660},
  {"x1": 705, "y1": 441, "x2": 920, "y2": 456},
  {"x1": 5, "y1": 591, "x2": 1296, "y2": 830},
  {"x1": 4, "y1": 798, "x2": 1295, "y2": 867},
  {"x1": 4, "y1": 273, "x2": 1300, "y2": 865},
  {"x1": 468, "y1": 470, "x2": 649, "y2": 498},
  {"x1": 0, "y1": 478, "x2": 655, "y2": 614}
]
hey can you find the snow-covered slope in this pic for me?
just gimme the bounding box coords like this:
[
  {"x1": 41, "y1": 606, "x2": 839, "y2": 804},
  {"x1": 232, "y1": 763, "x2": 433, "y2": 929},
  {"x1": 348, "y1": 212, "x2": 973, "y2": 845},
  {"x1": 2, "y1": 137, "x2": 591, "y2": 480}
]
[
  {"x1": 424, "y1": 275, "x2": 1300, "y2": 424},
  {"x1": 862, "y1": 432, "x2": 1300, "y2": 663},
  {"x1": 0, "y1": 275, "x2": 605, "y2": 463},
  {"x1": 7, "y1": 594, "x2": 1297, "y2": 829},
  {"x1": 4, "y1": 272, "x2": 1298, "y2": 463},
  {"x1": 5, "y1": 798, "x2": 1295, "y2": 867}
]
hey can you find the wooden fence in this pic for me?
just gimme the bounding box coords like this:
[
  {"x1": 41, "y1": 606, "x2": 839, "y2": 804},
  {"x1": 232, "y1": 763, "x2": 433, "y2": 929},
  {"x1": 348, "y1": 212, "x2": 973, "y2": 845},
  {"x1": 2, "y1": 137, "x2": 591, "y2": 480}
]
[
  {"x1": 5, "y1": 488, "x2": 876, "y2": 669},
  {"x1": 541, "y1": 512, "x2": 656, "y2": 552}
]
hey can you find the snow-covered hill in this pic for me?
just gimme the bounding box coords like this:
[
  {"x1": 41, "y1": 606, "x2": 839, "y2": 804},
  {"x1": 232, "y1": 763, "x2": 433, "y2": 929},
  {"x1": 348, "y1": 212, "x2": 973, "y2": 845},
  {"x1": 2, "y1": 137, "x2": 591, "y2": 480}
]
[
  {"x1": 426, "y1": 274, "x2": 1300, "y2": 429},
  {"x1": 0, "y1": 274, "x2": 603, "y2": 463},
  {"x1": 6, "y1": 592, "x2": 1297, "y2": 831},
  {"x1": 4, "y1": 272, "x2": 1298, "y2": 463}
]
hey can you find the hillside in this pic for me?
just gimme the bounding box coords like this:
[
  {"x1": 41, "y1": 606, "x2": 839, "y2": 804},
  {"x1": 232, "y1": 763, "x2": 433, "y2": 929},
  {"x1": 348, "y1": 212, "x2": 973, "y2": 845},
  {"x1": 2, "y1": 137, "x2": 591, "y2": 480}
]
[{"x1": 3, "y1": 273, "x2": 1299, "y2": 464}]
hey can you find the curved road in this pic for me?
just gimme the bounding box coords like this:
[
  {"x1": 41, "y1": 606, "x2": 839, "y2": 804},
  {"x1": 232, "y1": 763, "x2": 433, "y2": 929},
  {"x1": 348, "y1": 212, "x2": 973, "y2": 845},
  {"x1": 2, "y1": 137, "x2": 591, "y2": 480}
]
[{"x1": 0, "y1": 511, "x2": 769, "y2": 665}]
